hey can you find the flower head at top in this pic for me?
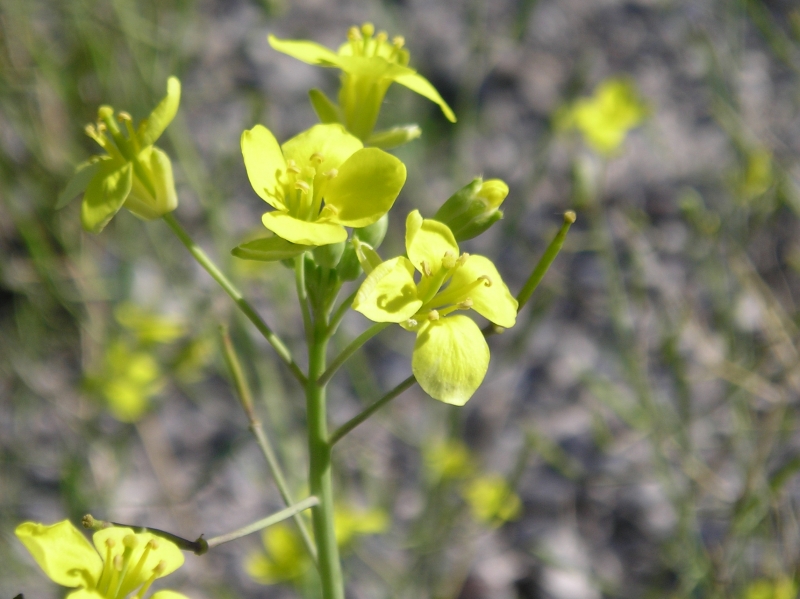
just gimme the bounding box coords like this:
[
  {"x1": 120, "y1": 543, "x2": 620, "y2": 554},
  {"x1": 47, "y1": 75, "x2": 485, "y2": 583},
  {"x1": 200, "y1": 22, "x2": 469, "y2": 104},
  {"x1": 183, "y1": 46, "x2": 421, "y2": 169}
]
[
  {"x1": 15, "y1": 519, "x2": 187, "y2": 599},
  {"x1": 353, "y1": 210, "x2": 518, "y2": 405},
  {"x1": 269, "y1": 23, "x2": 456, "y2": 142},
  {"x1": 241, "y1": 123, "x2": 406, "y2": 247},
  {"x1": 556, "y1": 78, "x2": 648, "y2": 155},
  {"x1": 58, "y1": 77, "x2": 181, "y2": 233}
]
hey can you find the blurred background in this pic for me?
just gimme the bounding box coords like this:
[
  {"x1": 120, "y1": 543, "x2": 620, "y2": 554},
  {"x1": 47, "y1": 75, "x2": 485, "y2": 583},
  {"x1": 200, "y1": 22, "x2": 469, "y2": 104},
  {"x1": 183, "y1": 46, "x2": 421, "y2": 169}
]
[{"x1": 3, "y1": 0, "x2": 800, "y2": 597}]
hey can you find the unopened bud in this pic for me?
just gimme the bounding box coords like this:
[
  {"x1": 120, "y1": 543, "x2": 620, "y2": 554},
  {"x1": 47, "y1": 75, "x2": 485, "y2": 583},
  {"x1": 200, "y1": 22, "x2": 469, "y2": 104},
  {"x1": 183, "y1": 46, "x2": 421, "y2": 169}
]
[{"x1": 433, "y1": 177, "x2": 509, "y2": 241}]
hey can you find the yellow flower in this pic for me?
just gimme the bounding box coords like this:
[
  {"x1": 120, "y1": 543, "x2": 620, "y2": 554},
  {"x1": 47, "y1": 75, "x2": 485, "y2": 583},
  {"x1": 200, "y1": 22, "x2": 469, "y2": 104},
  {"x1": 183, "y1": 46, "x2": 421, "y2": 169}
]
[{"x1": 15, "y1": 520, "x2": 188, "y2": 599}]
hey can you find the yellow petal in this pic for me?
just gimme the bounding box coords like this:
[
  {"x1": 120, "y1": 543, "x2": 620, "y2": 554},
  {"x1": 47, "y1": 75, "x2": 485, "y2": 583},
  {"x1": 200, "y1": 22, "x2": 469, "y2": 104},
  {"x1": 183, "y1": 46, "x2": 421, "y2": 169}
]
[
  {"x1": 353, "y1": 256, "x2": 422, "y2": 323},
  {"x1": 405, "y1": 210, "x2": 459, "y2": 275},
  {"x1": 412, "y1": 316, "x2": 489, "y2": 406},
  {"x1": 262, "y1": 211, "x2": 347, "y2": 246},
  {"x1": 241, "y1": 125, "x2": 288, "y2": 209},
  {"x1": 447, "y1": 255, "x2": 517, "y2": 328},
  {"x1": 15, "y1": 520, "x2": 102, "y2": 588}
]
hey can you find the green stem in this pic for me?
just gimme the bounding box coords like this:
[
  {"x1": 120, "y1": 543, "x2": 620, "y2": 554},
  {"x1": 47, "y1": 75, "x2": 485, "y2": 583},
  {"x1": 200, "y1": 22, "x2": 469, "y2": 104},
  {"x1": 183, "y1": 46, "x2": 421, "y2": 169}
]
[
  {"x1": 205, "y1": 497, "x2": 319, "y2": 549},
  {"x1": 162, "y1": 213, "x2": 306, "y2": 386},
  {"x1": 318, "y1": 322, "x2": 391, "y2": 386},
  {"x1": 516, "y1": 210, "x2": 576, "y2": 311},
  {"x1": 329, "y1": 375, "x2": 417, "y2": 446},
  {"x1": 218, "y1": 325, "x2": 317, "y2": 563},
  {"x1": 327, "y1": 288, "x2": 359, "y2": 338},
  {"x1": 306, "y1": 318, "x2": 344, "y2": 599},
  {"x1": 295, "y1": 255, "x2": 314, "y2": 347}
]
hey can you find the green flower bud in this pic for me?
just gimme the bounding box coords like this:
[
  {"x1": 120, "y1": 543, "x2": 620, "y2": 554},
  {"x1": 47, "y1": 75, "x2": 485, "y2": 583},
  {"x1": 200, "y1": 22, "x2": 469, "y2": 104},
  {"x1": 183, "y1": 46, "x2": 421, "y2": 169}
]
[
  {"x1": 313, "y1": 240, "x2": 346, "y2": 268},
  {"x1": 366, "y1": 125, "x2": 422, "y2": 149},
  {"x1": 433, "y1": 178, "x2": 508, "y2": 241}
]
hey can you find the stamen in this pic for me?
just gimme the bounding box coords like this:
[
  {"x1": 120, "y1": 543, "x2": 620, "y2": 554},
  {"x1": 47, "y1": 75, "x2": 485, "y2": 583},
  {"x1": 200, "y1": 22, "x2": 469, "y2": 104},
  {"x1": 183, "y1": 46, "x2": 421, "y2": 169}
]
[
  {"x1": 97, "y1": 538, "x2": 117, "y2": 594},
  {"x1": 392, "y1": 35, "x2": 405, "y2": 48},
  {"x1": 286, "y1": 159, "x2": 301, "y2": 175},
  {"x1": 309, "y1": 152, "x2": 324, "y2": 164},
  {"x1": 427, "y1": 310, "x2": 440, "y2": 321},
  {"x1": 361, "y1": 22, "x2": 375, "y2": 38},
  {"x1": 125, "y1": 537, "x2": 157, "y2": 595},
  {"x1": 406, "y1": 318, "x2": 418, "y2": 327},
  {"x1": 457, "y1": 252, "x2": 470, "y2": 266},
  {"x1": 459, "y1": 298, "x2": 473, "y2": 309},
  {"x1": 96, "y1": 122, "x2": 107, "y2": 133},
  {"x1": 375, "y1": 31, "x2": 388, "y2": 44},
  {"x1": 114, "y1": 554, "x2": 124, "y2": 570},
  {"x1": 441, "y1": 251, "x2": 456, "y2": 269},
  {"x1": 117, "y1": 111, "x2": 132, "y2": 123},
  {"x1": 420, "y1": 260, "x2": 432, "y2": 277},
  {"x1": 294, "y1": 181, "x2": 310, "y2": 193},
  {"x1": 133, "y1": 561, "x2": 166, "y2": 599},
  {"x1": 324, "y1": 168, "x2": 338, "y2": 179},
  {"x1": 348, "y1": 26, "x2": 362, "y2": 41}
]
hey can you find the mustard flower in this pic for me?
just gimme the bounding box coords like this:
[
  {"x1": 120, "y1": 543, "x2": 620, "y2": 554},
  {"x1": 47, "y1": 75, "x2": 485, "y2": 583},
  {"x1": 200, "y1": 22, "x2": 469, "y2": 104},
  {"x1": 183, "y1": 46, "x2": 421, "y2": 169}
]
[
  {"x1": 241, "y1": 123, "x2": 406, "y2": 247},
  {"x1": 15, "y1": 519, "x2": 187, "y2": 599},
  {"x1": 269, "y1": 23, "x2": 456, "y2": 141},
  {"x1": 556, "y1": 78, "x2": 648, "y2": 155},
  {"x1": 58, "y1": 78, "x2": 181, "y2": 233},
  {"x1": 353, "y1": 210, "x2": 517, "y2": 405}
]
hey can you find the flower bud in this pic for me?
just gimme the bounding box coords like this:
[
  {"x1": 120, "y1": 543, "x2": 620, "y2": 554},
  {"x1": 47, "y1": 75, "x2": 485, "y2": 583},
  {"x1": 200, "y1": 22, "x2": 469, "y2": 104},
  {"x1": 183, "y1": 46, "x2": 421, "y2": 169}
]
[
  {"x1": 433, "y1": 178, "x2": 508, "y2": 241},
  {"x1": 366, "y1": 125, "x2": 422, "y2": 149}
]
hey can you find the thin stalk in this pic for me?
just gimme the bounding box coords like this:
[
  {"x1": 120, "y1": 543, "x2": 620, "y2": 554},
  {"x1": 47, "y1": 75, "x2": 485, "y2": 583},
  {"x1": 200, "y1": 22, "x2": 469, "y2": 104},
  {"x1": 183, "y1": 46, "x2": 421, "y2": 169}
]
[
  {"x1": 329, "y1": 375, "x2": 417, "y2": 446},
  {"x1": 306, "y1": 318, "x2": 344, "y2": 599},
  {"x1": 205, "y1": 497, "x2": 320, "y2": 549},
  {"x1": 295, "y1": 255, "x2": 314, "y2": 347},
  {"x1": 318, "y1": 322, "x2": 391, "y2": 386},
  {"x1": 327, "y1": 288, "x2": 359, "y2": 338},
  {"x1": 516, "y1": 210, "x2": 576, "y2": 311},
  {"x1": 162, "y1": 213, "x2": 306, "y2": 386},
  {"x1": 219, "y1": 325, "x2": 317, "y2": 563}
]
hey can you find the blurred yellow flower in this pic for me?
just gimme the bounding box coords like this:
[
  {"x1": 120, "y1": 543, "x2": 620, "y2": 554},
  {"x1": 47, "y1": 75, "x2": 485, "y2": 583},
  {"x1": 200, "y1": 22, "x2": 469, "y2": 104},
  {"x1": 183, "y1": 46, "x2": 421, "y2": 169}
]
[
  {"x1": 463, "y1": 474, "x2": 521, "y2": 526},
  {"x1": 557, "y1": 78, "x2": 648, "y2": 155}
]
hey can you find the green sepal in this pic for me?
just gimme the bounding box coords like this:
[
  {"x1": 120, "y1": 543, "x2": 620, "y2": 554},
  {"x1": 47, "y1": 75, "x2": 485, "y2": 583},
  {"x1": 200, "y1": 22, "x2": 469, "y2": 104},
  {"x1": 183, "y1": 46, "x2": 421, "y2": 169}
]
[
  {"x1": 313, "y1": 240, "x2": 346, "y2": 268},
  {"x1": 367, "y1": 125, "x2": 422, "y2": 149},
  {"x1": 56, "y1": 158, "x2": 106, "y2": 210},
  {"x1": 309, "y1": 88, "x2": 341, "y2": 124},
  {"x1": 81, "y1": 160, "x2": 133, "y2": 233},
  {"x1": 232, "y1": 235, "x2": 311, "y2": 261}
]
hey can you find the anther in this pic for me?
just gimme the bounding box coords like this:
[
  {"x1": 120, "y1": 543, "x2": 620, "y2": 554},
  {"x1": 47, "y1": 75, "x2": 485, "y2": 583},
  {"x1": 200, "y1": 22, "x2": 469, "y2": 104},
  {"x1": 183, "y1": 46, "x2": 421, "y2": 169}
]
[
  {"x1": 459, "y1": 298, "x2": 474, "y2": 309},
  {"x1": 478, "y1": 275, "x2": 493, "y2": 287},
  {"x1": 348, "y1": 26, "x2": 362, "y2": 41},
  {"x1": 286, "y1": 159, "x2": 301, "y2": 175},
  {"x1": 427, "y1": 310, "x2": 440, "y2": 321},
  {"x1": 310, "y1": 152, "x2": 324, "y2": 164},
  {"x1": 96, "y1": 122, "x2": 107, "y2": 133},
  {"x1": 375, "y1": 31, "x2": 388, "y2": 44},
  {"x1": 324, "y1": 168, "x2": 338, "y2": 179},
  {"x1": 147, "y1": 538, "x2": 160, "y2": 549},
  {"x1": 361, "y1": 22, "x2": 375, "y2": 37},
  {"x1": 153, "y1": 560, "x2": 167, "y2": 575},
  {"x1": 294, "y1": 181, "x2": 310, "y2": 193},
  {"x1": 84, "y1": 124, "x2": 98, "y2": 138},
  {"x1": 442, "y1": 251, "x2": 456, "y2": 269},
  {"x1": 420, "y1": 260, "x2": 432, "y2": 277},
  {"x1": 457, "y1": 252, "x2": 470, "y2": 266},
  {"x1": 117, "y1": 111, "x2": 132, "y2": 122},
  {"x1": 113, "y1": 554, "x2": 124, "y2": 571},
  {"x1": 392, "y1": 36, "x2": 405, "y2": 48},
  {"x1": 406, "y1": 318, "x2": 418, "y2": 327}
]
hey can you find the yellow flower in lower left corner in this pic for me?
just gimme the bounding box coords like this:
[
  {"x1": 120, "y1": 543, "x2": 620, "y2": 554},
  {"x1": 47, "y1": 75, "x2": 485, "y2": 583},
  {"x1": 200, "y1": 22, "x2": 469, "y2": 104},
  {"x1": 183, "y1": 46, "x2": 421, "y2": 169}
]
[{"x1": 15, "y1": 519, "x2": 188, "y2": 599}]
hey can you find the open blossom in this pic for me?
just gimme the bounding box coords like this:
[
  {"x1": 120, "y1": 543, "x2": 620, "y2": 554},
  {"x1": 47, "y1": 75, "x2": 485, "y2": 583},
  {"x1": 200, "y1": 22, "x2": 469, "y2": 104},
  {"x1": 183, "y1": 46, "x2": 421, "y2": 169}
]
[
  {"x1": 15, "y1": 519, "x2": 187, "y2": 599},
  {"x1": 269, "y1": 23, "x2": 455, "y2": 141},
  {"x1": 58, "y1": 78, "x2": 181, "y2": 233},
  {"x1": 353, "y1": 210, "x2": 517, "y2": 405},
  {"x1": 241, "y1": 123, "x2": 406, "y2": 247}
]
